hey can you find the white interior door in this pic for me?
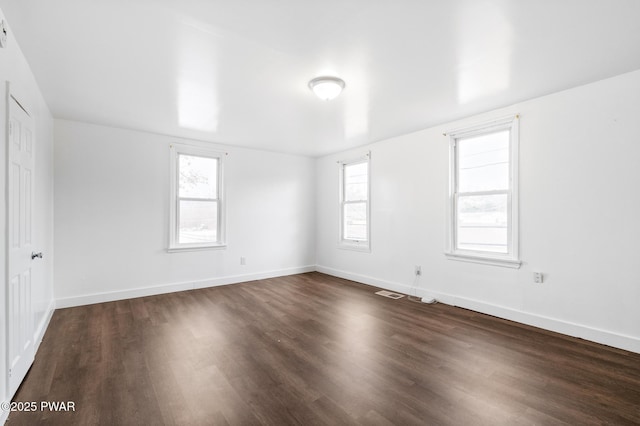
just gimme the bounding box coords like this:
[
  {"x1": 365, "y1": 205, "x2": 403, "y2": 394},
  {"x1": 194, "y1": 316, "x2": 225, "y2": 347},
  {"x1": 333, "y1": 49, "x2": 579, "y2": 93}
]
[{"x1": 6, "y1": 93, "x2": 36, "y2": 398}]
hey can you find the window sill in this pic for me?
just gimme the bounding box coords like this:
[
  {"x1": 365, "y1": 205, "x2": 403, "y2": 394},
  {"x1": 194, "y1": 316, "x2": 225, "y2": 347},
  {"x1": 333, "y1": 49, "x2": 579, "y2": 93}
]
[
  {"x1": 445, "y1": 252, "x2": 521, "y2": 269},
  {"x1": 167, "y1": 244, "x2": 227, "y2": 253},
  {"x1": 339, "y1": 242, "x2": 371, "y2": 253}
]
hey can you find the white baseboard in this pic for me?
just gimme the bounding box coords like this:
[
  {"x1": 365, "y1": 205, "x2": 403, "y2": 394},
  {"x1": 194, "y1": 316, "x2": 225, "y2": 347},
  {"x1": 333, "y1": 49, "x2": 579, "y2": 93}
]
[
  {"x1": 316, "y1": 265, "x2": 416, "y2": 296},
  {"x1": 1, "y1": 409, "x2": 7, "y2": 425},
  {"x1": 55, "y1": 266, "x2": 316, "y2": 309},
  {"x1": 33, "y1": 299, "x2": 56, "y2": 353},
  {"x1": 316, "y1": 265, "x2": 640, "y2": 354}
]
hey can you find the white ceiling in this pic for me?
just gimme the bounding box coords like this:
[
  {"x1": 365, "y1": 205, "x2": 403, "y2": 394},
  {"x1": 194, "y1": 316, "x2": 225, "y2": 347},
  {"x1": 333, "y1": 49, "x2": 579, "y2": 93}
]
[{"x1": 2, "y1": 0, "x2": 640, "y2": 156}]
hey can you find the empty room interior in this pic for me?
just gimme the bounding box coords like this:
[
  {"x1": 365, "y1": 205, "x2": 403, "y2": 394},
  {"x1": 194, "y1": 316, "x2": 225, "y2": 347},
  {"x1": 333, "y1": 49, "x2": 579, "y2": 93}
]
[{"x1": 1, "y1": 0, "x2": 640, "y2": 424}]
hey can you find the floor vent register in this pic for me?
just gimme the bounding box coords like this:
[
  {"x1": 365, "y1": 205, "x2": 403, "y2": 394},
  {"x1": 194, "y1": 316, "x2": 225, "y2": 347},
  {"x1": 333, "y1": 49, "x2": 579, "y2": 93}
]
[{"x1": 375, "y1": 290, "x2": 405, "y2": 300}]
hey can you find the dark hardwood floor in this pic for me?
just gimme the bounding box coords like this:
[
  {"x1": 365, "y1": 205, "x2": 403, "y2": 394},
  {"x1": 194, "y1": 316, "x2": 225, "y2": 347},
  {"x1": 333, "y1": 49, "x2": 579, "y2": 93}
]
[{"x1": 7, "y1": 272, "x2": 640, "y2": 425}]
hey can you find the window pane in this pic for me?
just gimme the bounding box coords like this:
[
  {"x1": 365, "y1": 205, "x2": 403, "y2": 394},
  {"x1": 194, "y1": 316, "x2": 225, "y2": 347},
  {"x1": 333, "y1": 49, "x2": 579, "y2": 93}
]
[
  {"x1": 344, "y1": 203, "x2": 367, "y2": 241},
  {"x1": 344, "y1": 162, "x2": 368, "y2": 201},
  {"x1": 458, "y1": 130, "x2": 509, "y2": 193},
  {"x1": 179, "y1": 200, "x2": 218, "y2": 243},
  {"x1": 457, "y1": 194, "x2": 507, "y2": 253},
  {"x1": 179, "y1": 154, "x2": 218, "y2": 199}
]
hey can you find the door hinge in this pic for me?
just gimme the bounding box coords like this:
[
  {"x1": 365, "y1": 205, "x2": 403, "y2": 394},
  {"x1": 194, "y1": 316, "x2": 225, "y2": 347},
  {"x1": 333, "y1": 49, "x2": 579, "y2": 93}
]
[
  {"x1": 8, "y1": 121, "x2": 12, "y2": 136},
  {"x1": 8, "y1": 368, "x2": 11, "y2": 378}
]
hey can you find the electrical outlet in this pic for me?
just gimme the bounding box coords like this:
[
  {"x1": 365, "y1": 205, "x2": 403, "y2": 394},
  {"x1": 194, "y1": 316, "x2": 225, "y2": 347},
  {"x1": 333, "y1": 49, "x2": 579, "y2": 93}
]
[
  {"x1": 415, "y1": 265, "x2": 421, "y2": 276},
  {"x1": 533, "y1": 272, "x2": 543, "y2": 283},
  {"x1": 240, "y1": 257, "x2": 246, "y2": 265}
]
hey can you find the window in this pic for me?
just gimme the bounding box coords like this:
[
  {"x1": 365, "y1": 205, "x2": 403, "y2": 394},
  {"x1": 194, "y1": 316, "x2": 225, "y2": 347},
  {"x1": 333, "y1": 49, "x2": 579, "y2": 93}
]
[
  {"x1": 446, "y1": 115, "x2": 520, "y2": 268},
  {"x1": 339, "y1": 154, "x2": 370, "y2": 251},
  {"x1": 169, "y1": 144, "x2": 225, "y2": 251}
]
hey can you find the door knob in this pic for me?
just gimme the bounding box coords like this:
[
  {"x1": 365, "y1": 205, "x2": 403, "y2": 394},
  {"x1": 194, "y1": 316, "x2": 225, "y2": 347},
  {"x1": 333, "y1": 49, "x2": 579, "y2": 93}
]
[{"x1": 31, "y1": 252, "x2": 43, "y2": 260}]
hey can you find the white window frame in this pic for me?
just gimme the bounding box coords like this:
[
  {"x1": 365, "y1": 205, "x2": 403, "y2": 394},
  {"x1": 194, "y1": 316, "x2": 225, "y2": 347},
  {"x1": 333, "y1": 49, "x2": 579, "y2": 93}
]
[
  {"x1": 445, "y1": 115, "x2": 521, "y2": 268},
  {"x1": 168, "y1": 143, "x2": 226, "y2": 252},
  {"x1": 339, "y1": 153, "x2": 371, "y2": 252}
]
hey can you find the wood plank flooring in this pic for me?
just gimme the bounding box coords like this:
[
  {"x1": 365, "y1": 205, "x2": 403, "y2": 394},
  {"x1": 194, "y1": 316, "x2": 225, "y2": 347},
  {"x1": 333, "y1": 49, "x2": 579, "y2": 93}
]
[{"x1": 7, "y1": 272, "x2": 640, "y2": 425}]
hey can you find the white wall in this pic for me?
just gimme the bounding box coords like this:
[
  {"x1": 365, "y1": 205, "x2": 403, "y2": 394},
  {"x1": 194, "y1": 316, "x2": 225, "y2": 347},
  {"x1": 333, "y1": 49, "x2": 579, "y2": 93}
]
[
  {"x1": 317, "y1": 70, "x2": 640, "y2": 353},
  {"x1": 54, "y1": 120, "x2": 316, "y2": 306},
  {"x1": 0, "y1": 6, "x2": 55, "y2": 418}
]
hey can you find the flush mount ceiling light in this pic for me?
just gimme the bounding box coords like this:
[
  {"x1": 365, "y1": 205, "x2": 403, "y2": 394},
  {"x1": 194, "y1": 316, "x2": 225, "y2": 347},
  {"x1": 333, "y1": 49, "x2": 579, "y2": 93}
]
[{"x1": 308, "y1": 76, "x2": 345, "y2": 101}]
